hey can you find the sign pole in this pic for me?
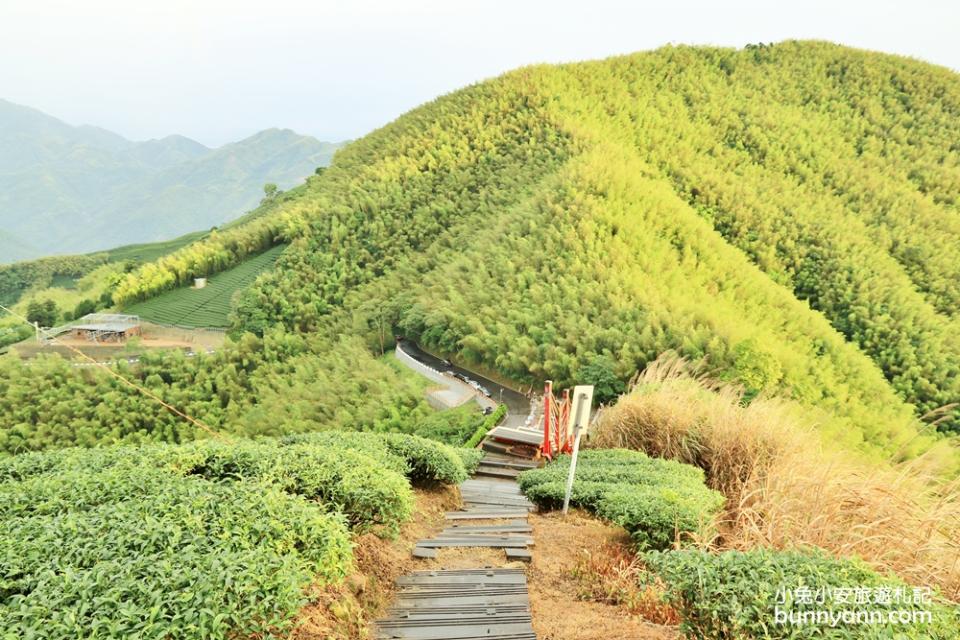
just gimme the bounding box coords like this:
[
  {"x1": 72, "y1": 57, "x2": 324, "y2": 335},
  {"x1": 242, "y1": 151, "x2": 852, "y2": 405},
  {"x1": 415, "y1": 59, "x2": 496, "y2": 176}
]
[
  {"x1": 562, "y1": 391, "x2": 591, "y2": 515},
  {"x1": 542, "y1": 380, "x2": 553, "y2": 458}
]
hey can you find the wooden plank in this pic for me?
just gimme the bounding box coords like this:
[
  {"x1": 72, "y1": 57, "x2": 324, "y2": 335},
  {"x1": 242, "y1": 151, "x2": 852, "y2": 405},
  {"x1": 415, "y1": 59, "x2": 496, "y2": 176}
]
[
  {"x1": 415, "y1": 539, "x2": 531, "y2": 549},
  {"x1": 504, "y1": 548, "x2": 533, "y2": 563},
  {"x1": 373, "y1": 622, "x2": 535, "y2": 640},
  {"x1": 397, "y1": 572, "x2": 527, "y2": 585},
  {"x1": 487, "y1": 427, "x2": 544, "y2": 446},
  {"x1": 387, "y1": 595, "x2": 530, "y2": 615},
  {"x1": 392, "y1": 590, "x2": 530, "y2": 600},
  {"x1": 460, "y1": 496, "x2": 533, "y2": 507},
  {"x1": 406, "y1": 569, "x2": 526, "y2": 576},
  {"x1": 479, "y1": 460, "x2": 539, "y2": 470},
  {"x1": 445, "y1": 510, "x2": 530, "y2": 520},
  {"x1": 412, "y1": 547, "x2": 437, "y2": 559},
  {"x1": 392, "y1": 594, "x2": 530, "y2": 608},
  {"x1": 429, "y1": 536, "x2": 533, "y2": 545},
  {"x1": 378, "y1": 612, "x2": 532, "y2": 624},
  {"x1": 473, "y1": 467, "x2": 521, "y2": 479},
  {"x1": 441, "y1": 525, "x2": 532, "y2": 534},
  {"x1": 461, "y1": 479, "x2": 524, "y2": 490}
]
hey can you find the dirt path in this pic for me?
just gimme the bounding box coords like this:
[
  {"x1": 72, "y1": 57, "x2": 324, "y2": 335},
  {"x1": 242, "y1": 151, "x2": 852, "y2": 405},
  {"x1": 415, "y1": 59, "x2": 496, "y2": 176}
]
[{"x1": 527, "y1": 511, "x2": 679, "y2": 640}]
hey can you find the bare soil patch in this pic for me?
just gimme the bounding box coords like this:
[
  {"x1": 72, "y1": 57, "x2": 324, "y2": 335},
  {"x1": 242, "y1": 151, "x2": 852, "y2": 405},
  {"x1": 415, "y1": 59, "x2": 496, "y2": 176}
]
[{"x1": 527, "y1": 509, "x2": 679, "y2": 640}]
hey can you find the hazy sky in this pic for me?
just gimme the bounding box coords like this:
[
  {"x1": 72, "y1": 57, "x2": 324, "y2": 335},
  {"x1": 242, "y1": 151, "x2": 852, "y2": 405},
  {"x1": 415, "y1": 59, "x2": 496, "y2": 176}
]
[{"x1": 1, "y1": 0, "x2": 957, "y2": 147}]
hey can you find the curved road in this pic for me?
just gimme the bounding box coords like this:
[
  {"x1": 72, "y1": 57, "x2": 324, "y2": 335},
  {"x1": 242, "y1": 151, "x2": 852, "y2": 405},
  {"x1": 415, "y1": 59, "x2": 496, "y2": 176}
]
[{"x1": 397, "y1": 339, "x2": 535, "y2": 429}]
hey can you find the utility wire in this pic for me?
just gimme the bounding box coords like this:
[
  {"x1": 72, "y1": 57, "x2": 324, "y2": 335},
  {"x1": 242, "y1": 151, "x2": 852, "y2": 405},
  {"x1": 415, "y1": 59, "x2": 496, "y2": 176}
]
[{"x1": 0, "y1": 303, "x2": 229, "y2": 442}]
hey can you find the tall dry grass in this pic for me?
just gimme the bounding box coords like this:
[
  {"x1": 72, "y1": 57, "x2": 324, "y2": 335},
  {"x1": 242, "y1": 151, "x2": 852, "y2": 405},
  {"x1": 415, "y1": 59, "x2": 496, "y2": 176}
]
[{"x1": 592, "y1": 353, "x2": 960, "y2": 600}]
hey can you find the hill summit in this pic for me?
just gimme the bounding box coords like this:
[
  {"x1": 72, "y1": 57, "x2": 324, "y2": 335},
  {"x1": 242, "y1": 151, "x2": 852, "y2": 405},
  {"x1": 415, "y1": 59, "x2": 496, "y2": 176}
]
[{"x1": 226, "y1": 40, "x2": 959, "y2": 450}]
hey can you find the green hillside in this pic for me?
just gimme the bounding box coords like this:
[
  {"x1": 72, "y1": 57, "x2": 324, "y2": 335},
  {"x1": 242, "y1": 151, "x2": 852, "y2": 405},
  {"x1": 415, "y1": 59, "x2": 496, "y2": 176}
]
[
  {"x1": 237, "y1": 41, "x2": 960, "y2": 445},
  {"x1": 0, "y1": 179, "x2": 306, "y2": 338},
  {"x1": 126, "y1": 245, "x2": 286, "y2": 328},
  {"x1": 1, "y1": 41, "x2": 959, "y2": 467}
]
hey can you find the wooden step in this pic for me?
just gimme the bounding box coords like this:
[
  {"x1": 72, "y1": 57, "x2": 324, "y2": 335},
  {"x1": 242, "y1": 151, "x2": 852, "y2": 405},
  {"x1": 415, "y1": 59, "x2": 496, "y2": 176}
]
[
  {"x1": 474, "y1": 466, "x2": 521, "y2": 479},
  {"x1": 505, "y1": 548, "x2": 533, "y2": 563},
  {"x1": 478, "y1": 458, "x2": 539, "y2": 471},
  {"x1": 487, "y1": 427, "x2": 544, "y2": 446},
  {"x1": 445, "y1": 510, "x2": 530, "y2": 520}
]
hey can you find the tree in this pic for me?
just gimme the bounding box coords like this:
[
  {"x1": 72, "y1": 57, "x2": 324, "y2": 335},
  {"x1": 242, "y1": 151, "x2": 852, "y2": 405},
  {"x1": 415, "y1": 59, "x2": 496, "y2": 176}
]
[
  {"x1": 26, "y1": 299, "x2": 59, "y2": 328},
  {"x1": 262, "y1": 183, "x2": 280, "y2": 202},
  {"x1": 576, "y1": 355, "x2": 626, "y2": 405},
  {"x1": 74, "y1": 299, "x2": 97, "y2": 319}
]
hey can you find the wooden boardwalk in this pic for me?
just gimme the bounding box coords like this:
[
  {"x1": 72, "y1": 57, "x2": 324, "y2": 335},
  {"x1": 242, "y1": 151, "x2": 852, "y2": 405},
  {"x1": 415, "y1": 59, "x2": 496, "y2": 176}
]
[{"x1": 374, "y1": 450, "x2": 542, "y2": 639}]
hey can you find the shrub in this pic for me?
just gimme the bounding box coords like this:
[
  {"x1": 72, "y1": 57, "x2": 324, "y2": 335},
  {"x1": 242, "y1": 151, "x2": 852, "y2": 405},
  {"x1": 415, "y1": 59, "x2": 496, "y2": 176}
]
[
  {"x1": 186, "y1": 440, "x2": 413, "y2": 532},
  {"x1": 455, "y1": 447, "x2": 484, "y2": 474},
  {"x1": 377, "y1": 432, "x2": 472, "y2": 484},
  {"x1": 518, "y1": 449, "x2": 724, "y2": 550},
  {"x1": 576, "y1": 355, "x2": 627, "y2": 404},
  {"x1": 0, "y1": 429, "x2": 481, "y2": 638},
  {"x1": 644, "y1": 548, "x2": 960, "y2": 639},
  {"x1": 278, "y1": 431, "x2": 408, "y2": 475},
  {"x1": 463, "y1": 404, "x2": 507, "y2": 448},
  {"x1": 0, "y1": 464, "x2": 351, "y2": 640},
  {"x1": 279, "y1": 430, "x2": 471, "y2": 484},
  {"x1": 413, "y1": 403, "x2": 487, "y2": 445}
]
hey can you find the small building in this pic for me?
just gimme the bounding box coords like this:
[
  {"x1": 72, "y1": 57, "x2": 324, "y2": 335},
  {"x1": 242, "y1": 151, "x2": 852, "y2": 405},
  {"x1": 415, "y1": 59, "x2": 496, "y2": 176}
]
[{"x1": 68, "y1": 314, "x2": 142, "y2": 343}]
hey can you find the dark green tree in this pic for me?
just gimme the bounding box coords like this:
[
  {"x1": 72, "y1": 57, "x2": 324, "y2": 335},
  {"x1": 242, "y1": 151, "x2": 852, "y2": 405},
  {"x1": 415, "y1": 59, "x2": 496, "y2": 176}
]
[
  {"x1": 576, "y1": 355, "x2": 626, "y2": 405},
  {"x1": 26, "y1": 299, "x2": 59, "y2": 328}
]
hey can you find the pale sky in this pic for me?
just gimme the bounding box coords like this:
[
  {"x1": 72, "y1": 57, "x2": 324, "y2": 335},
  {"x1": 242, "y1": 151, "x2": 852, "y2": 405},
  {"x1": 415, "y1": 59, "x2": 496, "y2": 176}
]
[{"x1": 1, "y1": 0, "x2": 957, "y2": 147}]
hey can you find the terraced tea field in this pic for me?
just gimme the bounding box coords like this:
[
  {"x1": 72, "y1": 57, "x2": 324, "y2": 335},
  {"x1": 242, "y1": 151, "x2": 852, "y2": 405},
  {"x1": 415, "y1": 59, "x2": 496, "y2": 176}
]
[{"x1": 126, "y1": 245, "x2": 286, "y2": 327}]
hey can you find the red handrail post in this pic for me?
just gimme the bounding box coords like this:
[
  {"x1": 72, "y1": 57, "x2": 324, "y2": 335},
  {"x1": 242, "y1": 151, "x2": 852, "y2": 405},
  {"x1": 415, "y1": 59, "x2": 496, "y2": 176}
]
[
  {"x1": 560, "y1": 388, "x2": 571, "y2": 453},
  {"x1": 542, "y1": 380, "x2": 553, "y2": 458}
]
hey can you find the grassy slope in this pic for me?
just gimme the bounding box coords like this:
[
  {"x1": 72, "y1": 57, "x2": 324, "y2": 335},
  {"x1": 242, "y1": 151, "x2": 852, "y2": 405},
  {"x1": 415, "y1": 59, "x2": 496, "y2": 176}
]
[{"x1": 125, "y1": 245, "x2": 286, "y2": 328}]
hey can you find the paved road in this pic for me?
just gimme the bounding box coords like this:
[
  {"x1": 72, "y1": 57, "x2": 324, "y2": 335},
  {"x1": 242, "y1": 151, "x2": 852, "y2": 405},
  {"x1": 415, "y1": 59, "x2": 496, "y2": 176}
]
[{"x1": 397, "y1": 339, "x2": 536, "y2": 429}]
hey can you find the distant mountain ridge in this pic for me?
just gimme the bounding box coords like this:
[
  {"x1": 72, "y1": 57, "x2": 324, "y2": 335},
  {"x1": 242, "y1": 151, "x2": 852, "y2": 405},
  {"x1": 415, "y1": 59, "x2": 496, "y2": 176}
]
[{"x1": 0, "y1": 99, "x2": 343, "y2": 261}]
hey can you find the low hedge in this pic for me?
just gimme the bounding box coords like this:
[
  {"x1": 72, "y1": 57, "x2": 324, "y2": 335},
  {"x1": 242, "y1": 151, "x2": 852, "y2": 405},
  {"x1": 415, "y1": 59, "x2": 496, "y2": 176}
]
[
  {"x1": 518, "y1": 448, "x2": 724, "y2": 550},
  {"x1": 464, "y1": 404, "x2": 507, "y2": 448},
  {"x1": 0, "y1": 431, "x2": 474, "y2": 638},
  {"x1": 455, "y1": 447, "x2": 484, "y2": 474},
  {"x1": 644, "y1": 548, "x2": 960, "y2": 639}
]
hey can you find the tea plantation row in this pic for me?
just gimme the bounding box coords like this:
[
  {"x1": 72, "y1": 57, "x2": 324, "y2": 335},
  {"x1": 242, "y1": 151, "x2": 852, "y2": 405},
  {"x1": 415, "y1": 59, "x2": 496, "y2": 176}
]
[
  {"x1": 125, "y1": 245, "x2": 286, "y2": 328},
  {"x1": 0, "y1": 432, "x2": 480, "y2": 639},
  {"x1": 518, "y1": 448, "x2": 725, "y2": 550}
]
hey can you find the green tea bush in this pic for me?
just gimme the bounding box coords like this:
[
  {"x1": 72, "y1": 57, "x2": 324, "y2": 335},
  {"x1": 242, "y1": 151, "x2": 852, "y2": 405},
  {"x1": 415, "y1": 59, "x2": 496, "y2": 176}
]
[
  {"x1": 282, "y1": 431, "x2": 474, "y2": 484},
  {"x1": 455, "y1": 447, "x2": 484, "y2": 474},
  {"x1": 277, "y1": 430, "x2": 409, "y2": 474},
  {"x1": 188, "y1": 440, "x2": 413, "y2": 531},
  {"x1": 644, "y1": 548, "x2": 960, "y2": 639},
  {"x1": 518, "y1": 449, "x2": 724, "y2": 550},
  {"x1": 377, "y1": 432, "x2": 472, "y2": 484},
  {"x1": 0, "y1": 430, "x2": 477, "y2": 638},
  {"x1": 0, "y1": 465, "x2": 351, "y2": 640}
]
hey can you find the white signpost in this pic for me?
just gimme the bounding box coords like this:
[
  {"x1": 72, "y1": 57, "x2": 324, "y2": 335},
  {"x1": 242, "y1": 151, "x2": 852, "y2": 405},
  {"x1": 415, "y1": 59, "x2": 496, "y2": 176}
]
[{"x1": 562, "y1": 385, "x2": 594, "y2": 515}]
